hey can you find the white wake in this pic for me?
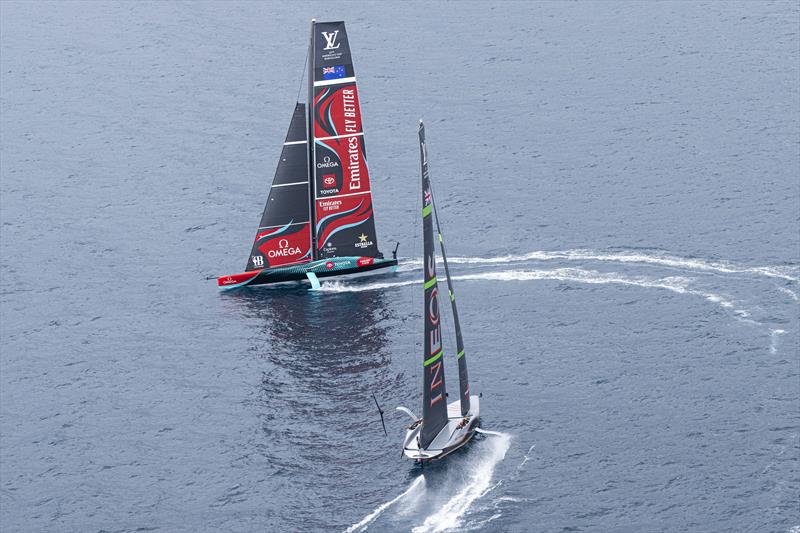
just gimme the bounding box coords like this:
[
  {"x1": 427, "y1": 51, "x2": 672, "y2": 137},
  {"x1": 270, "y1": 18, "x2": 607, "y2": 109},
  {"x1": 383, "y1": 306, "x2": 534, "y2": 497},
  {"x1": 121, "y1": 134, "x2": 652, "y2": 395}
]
[
  {"x1": 412, "y1": 431, "x2": 511, "y2": 533},
  {"x1": 397, "y1": 249, "x2": 799, "y2": 283},
  {"x1": 318, "y1": 267, "x2": 753, "y2": 321},
  {"x1": 344, "y1": 475, "x2": 425, "y2": 533}
]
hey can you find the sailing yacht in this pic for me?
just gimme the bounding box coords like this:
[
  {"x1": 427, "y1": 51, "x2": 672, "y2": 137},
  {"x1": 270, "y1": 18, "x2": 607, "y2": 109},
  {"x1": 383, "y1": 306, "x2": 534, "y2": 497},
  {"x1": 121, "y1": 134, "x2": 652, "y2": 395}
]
[
  {"x1": 216, "y1": 20, "x2": 397, "y2": 289},
  {"x1": 396, "y1": 122, "x2": 480, "y2": 463}
]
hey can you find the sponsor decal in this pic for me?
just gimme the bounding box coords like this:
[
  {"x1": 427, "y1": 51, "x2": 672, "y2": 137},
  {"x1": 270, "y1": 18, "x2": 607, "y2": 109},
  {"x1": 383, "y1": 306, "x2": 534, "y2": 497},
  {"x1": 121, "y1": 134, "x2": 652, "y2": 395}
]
[
  {"x1": 326, "y1": 261, "x2": 334, "y2": 269},
  {"x1": 322, "y1": 66, "x2": 346, "y2": 80},
  {"x1": 347, "y1": 136, "x2": 361, "y2": 191},
  {"x1": 315, "y1": 136, "x2": 369, "y2": 195},
  {"x1": 318, "y1": 198, "x2": 342, "y2": 213},
  {"x1": 357, "y1": 257, "x2": 374, "y2": 267},
  {"x1": 320, "y1": 30, "x2": 344, "y2": 62},
  {"x1": 424, "y1": 188, "x2": 431, "y2": 207},
  {"x1": 320, "y1": 241, "x2": 338, "y2": 256},
  {"x1": 322, "y1": 173, "x2": 336, "y2": 189},
  {"x1": 354, "y1": 232, "x2": 373, "y2": 249},
  {"x1": 267, "y1": 237, "x2": 301, "y2": 259},
  {"x1": 219, "y1": 272, "x2": 258, "y2": 286},
  {"x1": 255, "y1": 222, "x2": 311, "y2": 268},
  {"x1": 321, "y1": 31, "x2": 340, "y2": 50},
  {"x1": 316, "y1": 155, "x2": 339, "y2": 169},
  {"x1": 428, "y1": 284, "x2": 444, "y2": 408},
  {"x1": 341, "y1": 88, "x2": 358, "y2": 133},
  {"x1": 430, "y1": 361, "x2": 444, "y2": 406}
]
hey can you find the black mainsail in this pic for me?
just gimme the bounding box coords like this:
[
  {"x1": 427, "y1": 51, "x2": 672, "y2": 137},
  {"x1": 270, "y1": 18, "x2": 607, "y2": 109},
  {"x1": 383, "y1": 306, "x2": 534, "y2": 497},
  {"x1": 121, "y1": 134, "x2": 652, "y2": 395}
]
[
  {"x1": 419, "y1": 122, "x2": 448, "y2": 448},
  {"x1": 246, "y1": 103, "x2": 312, "y2": 271}
]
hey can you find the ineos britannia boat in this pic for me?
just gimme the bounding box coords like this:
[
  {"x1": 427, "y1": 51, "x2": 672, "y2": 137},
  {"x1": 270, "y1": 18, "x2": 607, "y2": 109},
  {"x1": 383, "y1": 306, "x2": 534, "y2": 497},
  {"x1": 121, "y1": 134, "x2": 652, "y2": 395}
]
[{"x1": 396, "y1": 122, "x2": 480, "y2": 463}]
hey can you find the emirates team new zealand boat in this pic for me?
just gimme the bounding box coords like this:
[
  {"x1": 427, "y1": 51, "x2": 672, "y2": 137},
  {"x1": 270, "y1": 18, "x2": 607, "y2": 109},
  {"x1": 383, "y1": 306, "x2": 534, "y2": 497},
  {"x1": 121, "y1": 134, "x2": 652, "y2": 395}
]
[
  {"x1": 217, "y1": 20, "x2": 397, "y2": 290},
  {"x1": 396, "y1": 122, "x2": 480, "y2": 463}
]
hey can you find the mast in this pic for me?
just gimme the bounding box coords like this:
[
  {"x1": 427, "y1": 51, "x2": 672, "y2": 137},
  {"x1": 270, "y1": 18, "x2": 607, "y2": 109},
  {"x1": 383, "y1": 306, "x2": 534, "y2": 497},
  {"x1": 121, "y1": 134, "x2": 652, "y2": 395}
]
[
  {"x1": 306, "y1": 19, "x2": 318, "y2": 259},
  {"x1": 419, "y1": 121, "x2": 448, "y2": 448},
  {"x1": 429, "y1": 169, "x2": 470, "y2": 416}
]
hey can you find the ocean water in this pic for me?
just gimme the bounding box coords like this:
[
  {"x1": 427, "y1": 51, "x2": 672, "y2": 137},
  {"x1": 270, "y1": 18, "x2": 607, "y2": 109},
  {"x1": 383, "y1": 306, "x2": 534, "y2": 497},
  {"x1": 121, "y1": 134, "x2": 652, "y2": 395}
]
[{"x1": 1, "y1": 1, "x2": 798, "y2": 532}]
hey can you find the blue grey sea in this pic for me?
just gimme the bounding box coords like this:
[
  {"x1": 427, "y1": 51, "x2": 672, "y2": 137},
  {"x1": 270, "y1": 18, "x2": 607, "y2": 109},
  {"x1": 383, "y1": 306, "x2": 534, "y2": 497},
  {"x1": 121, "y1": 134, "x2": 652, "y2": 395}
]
[{"x1": 1, "y1": 1, "x2": 798, "y2": 532}]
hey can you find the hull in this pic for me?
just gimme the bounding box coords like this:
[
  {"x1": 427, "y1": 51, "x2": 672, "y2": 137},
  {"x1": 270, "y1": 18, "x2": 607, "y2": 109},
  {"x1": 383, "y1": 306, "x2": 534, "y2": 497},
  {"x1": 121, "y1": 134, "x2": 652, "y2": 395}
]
[
  {"x1": 217, "y1": 256, "x2": 397, "y2": 289},
  {"x1": 402, "y1": 396, "x2": 480, "y2": 463}
]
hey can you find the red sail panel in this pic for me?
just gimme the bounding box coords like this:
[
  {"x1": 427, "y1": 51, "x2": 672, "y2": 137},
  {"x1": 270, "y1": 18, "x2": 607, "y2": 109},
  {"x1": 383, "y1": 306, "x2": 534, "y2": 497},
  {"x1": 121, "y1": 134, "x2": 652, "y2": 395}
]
[
  {"x1": 252, "y1": 221, "x2": 312, "y2": 269},
  {"x1": 313, "y1": 82, "x2": 363, "y2": 139},
  {"x1": 314, "y1": 194, "x2": 376, "y2": 257},
  {"x1": 311, "y1": 21, "x2": 381, "y2": 260}
]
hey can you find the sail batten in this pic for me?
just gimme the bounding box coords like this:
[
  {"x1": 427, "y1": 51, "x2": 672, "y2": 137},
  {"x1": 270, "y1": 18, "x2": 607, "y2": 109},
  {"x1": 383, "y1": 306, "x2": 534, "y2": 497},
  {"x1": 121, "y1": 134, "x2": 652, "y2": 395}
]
[{"x1": 313, "y1": 76, "x2": 357, "y2": 87}]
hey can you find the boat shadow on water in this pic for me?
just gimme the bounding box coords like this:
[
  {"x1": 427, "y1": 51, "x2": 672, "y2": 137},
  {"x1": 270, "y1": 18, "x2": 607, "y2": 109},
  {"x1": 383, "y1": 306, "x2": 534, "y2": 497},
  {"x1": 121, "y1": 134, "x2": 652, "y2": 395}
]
[
  {"x1": 218, "y1": 288, "x2": 403, "y2": 490},
  {"x1": 220, "y1": 285, "x2": 394, "y2": 373}
]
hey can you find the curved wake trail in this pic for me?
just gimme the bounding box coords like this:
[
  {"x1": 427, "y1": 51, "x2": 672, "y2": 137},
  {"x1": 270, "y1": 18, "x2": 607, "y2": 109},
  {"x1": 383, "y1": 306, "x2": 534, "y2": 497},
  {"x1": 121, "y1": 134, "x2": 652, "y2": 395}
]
[
  {"x1": 398, "y1": 249, "x2": 800, "y2": 283},
  {"x1": 318, "y1": 268, "x2": 753, "y2": 321},
  {"x1": 412, "y1": 431, "x2": 511, "y2": 533},
  {"x1": 344, "y1": 475, "x2": 425, "y2": 533}
]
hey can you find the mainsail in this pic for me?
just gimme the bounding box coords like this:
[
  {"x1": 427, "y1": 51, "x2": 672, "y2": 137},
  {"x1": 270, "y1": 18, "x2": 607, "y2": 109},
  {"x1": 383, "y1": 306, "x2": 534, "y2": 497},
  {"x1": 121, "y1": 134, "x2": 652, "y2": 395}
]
[
  {"x1": 246, "y1": 103, "x2": 312, "y2": 271},
  {"x1": 419, "y1": 122, "x2": 448, "y2": 448},
  {"x1": 309, "y1": 21, "x2": 381, "y2": 260}
]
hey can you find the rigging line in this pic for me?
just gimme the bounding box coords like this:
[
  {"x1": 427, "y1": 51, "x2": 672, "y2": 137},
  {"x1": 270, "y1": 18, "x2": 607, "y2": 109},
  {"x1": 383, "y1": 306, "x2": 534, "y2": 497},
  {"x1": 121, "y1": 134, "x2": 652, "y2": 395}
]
[{"x1": 295, "y1": 45, "x2": 309, "y2": 103}]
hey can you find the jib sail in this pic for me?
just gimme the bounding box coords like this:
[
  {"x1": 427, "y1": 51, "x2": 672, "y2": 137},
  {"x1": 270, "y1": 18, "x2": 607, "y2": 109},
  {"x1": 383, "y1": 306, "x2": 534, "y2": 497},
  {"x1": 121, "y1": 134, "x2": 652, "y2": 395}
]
[
  {"x1": 246, "y1": 103, "x2": 312, "y2": 271},
  {"x1": 429, "y1": 158, "x2": 470, "y2": 417},
  {"x1": 419, "y1": 122, "x2": 448, "y2": 448},
  {"x1": 309, "y1": 21, "x2": 381, "y2": 260}
]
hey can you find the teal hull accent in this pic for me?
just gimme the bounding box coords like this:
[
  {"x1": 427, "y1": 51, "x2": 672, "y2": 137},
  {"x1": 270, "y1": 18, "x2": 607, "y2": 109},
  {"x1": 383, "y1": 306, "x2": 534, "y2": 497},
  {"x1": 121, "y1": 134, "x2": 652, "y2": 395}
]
[{"x1": 217, "y1": 257, "x2": 397, "y2": 289}]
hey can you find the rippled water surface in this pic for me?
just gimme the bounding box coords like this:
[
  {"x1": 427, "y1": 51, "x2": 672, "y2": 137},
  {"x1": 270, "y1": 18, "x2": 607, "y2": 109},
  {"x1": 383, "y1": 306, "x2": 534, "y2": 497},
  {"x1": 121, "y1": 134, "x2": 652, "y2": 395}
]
[{"x1": 1, "y1": 2, "x2": 798, "y2": 532}]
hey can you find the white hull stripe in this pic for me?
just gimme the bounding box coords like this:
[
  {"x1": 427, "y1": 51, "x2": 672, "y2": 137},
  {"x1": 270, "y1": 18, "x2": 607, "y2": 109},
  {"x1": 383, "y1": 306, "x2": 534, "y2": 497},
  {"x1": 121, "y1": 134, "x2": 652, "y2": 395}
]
[
  {"x1": 314, "y1": 76, "x2": 356, "y2": 87},
  {"x1": 315, "y1": 132, "x2": 364, "y2": 142},
  {"x1": 271, "y1": 180, "x2": 308, "y2": 188},
  {"x1": 284, "y1": 140, "x2": 307, "y2": 146},
  {"x1": 316, "y1": 190, "x2": 372, "y2": 201}
]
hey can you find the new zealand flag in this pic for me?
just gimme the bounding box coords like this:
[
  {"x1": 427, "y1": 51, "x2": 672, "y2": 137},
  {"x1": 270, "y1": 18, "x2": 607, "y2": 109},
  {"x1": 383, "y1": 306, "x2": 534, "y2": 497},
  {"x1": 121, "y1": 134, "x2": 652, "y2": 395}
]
[{"x1": 322, "y1": 66, "x2": 346, "y2": 80}]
